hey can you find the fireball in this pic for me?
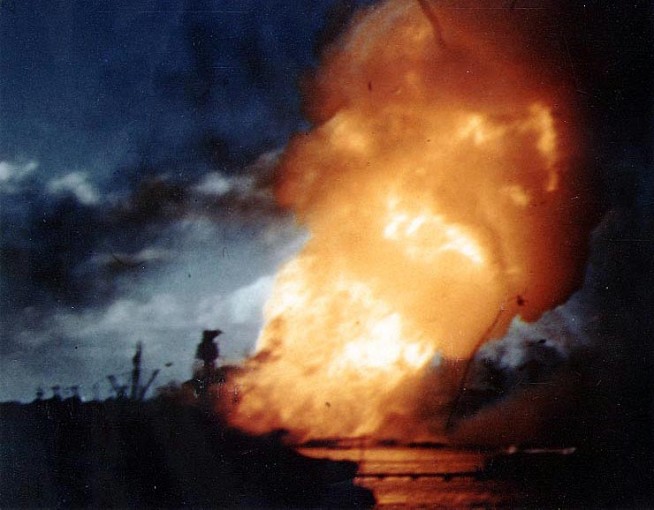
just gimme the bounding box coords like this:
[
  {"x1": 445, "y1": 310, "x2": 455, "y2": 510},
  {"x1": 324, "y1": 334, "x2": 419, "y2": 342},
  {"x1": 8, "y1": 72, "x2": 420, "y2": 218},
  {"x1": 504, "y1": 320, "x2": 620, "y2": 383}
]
[{"x1": 227, "y1": 0, "x2": 595, "y2": 441}]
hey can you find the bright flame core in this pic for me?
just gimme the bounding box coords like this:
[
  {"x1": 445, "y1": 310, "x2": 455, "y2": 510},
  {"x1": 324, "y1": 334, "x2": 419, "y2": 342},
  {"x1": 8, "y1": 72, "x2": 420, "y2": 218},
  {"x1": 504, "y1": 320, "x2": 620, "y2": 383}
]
[{"x1": 227, "y1": 0, "x2": 595, "y2": 441}]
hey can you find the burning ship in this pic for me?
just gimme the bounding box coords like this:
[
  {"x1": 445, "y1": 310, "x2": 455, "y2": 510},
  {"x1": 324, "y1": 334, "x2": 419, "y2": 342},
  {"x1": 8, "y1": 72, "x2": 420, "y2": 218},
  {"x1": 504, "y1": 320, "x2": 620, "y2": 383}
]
[{"x1": 222, "y1": 0, "x2": 598, "y2": 444}]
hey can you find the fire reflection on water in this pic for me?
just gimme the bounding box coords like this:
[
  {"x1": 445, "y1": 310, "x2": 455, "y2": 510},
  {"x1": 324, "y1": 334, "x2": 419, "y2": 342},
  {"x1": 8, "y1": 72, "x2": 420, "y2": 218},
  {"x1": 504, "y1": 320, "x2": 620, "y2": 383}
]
[{"x1": 299, "y1": 446, "x2": 521, "y2": 508}]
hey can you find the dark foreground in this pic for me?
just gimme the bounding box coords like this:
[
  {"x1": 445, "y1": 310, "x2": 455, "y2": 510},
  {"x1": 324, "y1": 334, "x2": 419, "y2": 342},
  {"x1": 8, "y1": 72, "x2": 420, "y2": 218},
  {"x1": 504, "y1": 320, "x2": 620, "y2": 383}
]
[
  {"x1": 2, "y1": 398, "x2": 653, "y2": 508},
  {"x1": 0, "y1": 398, "x2": 374, "y2": 508}
]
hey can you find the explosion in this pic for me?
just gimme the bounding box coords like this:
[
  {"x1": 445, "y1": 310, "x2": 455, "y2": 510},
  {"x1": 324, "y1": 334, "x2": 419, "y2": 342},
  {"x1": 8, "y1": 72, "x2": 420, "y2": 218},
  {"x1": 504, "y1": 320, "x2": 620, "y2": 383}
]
[{"x1": 227, "y1": 0, "x2": 596, "y2": 440}]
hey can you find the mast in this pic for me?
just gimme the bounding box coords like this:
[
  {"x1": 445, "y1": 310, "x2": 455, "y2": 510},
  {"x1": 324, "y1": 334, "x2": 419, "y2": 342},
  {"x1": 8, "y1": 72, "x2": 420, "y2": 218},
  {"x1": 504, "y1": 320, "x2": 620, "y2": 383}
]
[{"x1": 130, "y1": 342, "x2": 143, "y2": 400}]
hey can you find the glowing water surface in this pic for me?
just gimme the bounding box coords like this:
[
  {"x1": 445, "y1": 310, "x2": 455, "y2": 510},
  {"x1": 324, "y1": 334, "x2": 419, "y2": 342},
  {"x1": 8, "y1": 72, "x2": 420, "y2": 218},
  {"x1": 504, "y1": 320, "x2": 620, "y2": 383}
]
[{"x1": 299, "y1": 446, "x2": 524, "y2": 508}]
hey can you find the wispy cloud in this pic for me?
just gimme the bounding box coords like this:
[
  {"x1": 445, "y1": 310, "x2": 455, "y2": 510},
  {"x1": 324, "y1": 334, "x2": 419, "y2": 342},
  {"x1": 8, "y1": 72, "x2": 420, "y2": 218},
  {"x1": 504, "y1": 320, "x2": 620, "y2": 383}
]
[
  {"x1": 47, "y1": 171, "x2": 100, "y2": 205},
  {"x1": 0, "y1": 160, "x2": 38, "y2": 193}
]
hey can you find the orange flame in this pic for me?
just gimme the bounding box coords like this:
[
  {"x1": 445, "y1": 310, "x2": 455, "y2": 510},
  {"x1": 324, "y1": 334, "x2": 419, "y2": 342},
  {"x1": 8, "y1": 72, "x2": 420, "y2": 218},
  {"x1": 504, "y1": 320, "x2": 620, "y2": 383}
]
[{"x1": 226, "y1": 0, "x2": 595, "y2": 441}]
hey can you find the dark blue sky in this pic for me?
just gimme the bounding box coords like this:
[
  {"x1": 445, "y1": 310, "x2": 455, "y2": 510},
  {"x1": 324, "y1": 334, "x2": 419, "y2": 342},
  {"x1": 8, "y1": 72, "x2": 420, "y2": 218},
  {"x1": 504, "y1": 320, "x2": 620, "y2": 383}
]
[{"x1": 0, "y1": 0, "x2": 652, "y2": 403}]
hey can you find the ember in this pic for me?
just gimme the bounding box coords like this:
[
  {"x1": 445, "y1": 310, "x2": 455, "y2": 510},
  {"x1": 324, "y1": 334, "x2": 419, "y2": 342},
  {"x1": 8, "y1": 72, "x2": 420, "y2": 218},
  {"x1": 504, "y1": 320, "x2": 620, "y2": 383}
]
[{"x1": 227, "y1": 0, "x2": 595, "y2": 441}]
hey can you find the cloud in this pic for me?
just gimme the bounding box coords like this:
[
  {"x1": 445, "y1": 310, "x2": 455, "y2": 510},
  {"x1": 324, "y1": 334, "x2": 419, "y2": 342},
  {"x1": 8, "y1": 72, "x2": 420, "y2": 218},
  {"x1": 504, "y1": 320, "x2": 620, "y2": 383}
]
[
  {"x1": 89, "y1": 247, "x2": 172, "y2": 272},
  {"x1": 0, "y1": 160, "x2": 38, "y2": 193},
  {"x1": 47, "y1": 171, "x2": 100, "y2": 206},
  {"x1": 478, "y1": 292, "x2": 595, "y2": 371},
  {"x1": 193, "y1": 173, "x2": 236, "y2": 196},
  {"x1": 0, "y1": 268, "x2": 284, "y2": 401},
  {"x1": 191, "y1": 151, "x2": 279, "y2": 208},
  {"x1": 197, "y1": 275, "x2": 275, "y2": 327}
]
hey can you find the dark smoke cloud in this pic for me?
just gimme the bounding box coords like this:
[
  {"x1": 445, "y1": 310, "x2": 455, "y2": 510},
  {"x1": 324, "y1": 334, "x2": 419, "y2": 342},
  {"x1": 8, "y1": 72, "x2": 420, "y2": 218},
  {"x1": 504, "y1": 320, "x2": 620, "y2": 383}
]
[{"x1": 450, "y1": 1, "x2": 653, "y2": 452}]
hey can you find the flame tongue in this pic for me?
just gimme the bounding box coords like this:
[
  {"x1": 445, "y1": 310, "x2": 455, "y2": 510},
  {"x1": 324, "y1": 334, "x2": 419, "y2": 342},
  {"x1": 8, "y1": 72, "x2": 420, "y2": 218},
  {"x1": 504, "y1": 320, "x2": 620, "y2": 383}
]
[
  {"x1": 227, "y1": 1, "x2": 594, "y2": 441},
  {"x1": 234, "y1": 256, "x2": 434, "y2": 438}
]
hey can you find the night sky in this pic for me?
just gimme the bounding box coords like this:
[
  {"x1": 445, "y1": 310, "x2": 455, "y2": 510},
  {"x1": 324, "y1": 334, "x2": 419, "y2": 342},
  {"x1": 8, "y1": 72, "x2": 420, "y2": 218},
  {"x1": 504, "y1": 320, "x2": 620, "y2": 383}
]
[{"x1": 1, "y1": 0, "x2": 652, "y2": 412}]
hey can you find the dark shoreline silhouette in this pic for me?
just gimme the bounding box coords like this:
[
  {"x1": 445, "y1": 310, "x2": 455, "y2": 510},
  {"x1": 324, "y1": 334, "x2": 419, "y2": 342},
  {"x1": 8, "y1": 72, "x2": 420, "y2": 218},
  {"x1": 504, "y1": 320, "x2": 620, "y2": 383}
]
[
  {"x1": 2, "y1": 389, "x2": 653, "y2": 508},
  {"x1": 0, "y1": 396, "x2": 374, "y2": 508}
]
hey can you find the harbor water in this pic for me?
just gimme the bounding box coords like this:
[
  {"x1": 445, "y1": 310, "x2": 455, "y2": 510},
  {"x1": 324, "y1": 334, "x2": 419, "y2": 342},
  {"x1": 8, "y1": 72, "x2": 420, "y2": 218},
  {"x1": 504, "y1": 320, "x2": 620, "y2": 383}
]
[{"x1": 299, "y1": 446, "x2": 526, "y2": 508}]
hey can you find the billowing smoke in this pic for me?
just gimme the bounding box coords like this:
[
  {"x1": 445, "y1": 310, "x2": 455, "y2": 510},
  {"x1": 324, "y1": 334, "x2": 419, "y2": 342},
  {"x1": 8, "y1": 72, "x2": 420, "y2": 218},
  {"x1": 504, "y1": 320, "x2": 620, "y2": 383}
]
[
  {"x1": 226, "y1": 0, "x2": 598, "y2": 441},
  {"x1": 443, "y1": 0, "x2": 654, "y2": 440}
]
